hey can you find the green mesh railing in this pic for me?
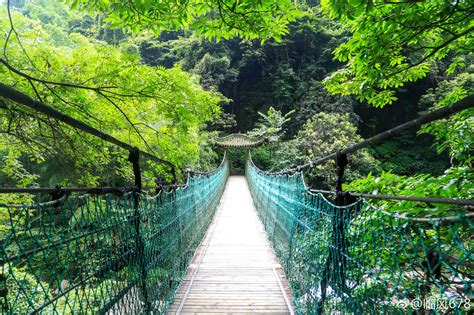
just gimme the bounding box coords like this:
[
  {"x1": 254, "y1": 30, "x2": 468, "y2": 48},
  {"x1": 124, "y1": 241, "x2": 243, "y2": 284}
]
[
  {"x1": 1, "y1": 158, "x2": 229, "y2": 314},
  {"x1": 247, "y1": 158, "x2": 472, "y2": 314}
]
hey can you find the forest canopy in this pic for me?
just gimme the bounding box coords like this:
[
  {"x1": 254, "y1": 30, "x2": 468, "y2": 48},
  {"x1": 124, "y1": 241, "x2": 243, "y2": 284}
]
[
  {"x1": 0, "y1": 0, "x2": 472, "y2": 197},
  {"x1": 0, "y1": 0, "x2": 472, "y2": 194},
  {"x1": 0, "y1": 0, "x2": 472, "y2": 314},
  {"x1": 65, "y1": 0, "x2": 303, "y2": 40},
  {"x1": 0, "y1": 0, "x2": 225, "y2": 189},
  {"x1": 321, "y1": 0, "x2": 474, "y2": 107}
]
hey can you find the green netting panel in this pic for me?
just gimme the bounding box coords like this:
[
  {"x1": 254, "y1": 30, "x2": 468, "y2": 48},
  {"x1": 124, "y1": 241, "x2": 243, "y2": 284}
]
[
  {"x1": 246, "y1": 158, "x2": 472, "y2": 314},
  {"x1": 1, "y1": 159, "x2": 229, "y2": 314}
]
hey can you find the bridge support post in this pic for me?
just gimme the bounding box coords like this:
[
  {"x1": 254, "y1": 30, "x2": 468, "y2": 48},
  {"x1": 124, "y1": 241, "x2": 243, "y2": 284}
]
[
  {"x1": 317, "y1": 151, "x2": 354, "y2": 314},
  {"x1": 128, "y1": 148, "x2": 151, "y2": 313}
]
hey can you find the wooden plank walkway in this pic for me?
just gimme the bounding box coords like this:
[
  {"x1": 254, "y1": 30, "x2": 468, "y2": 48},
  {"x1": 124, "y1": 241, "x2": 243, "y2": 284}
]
[{"x1": 167, "y1": 176, "x2": 293, "y2": 314}]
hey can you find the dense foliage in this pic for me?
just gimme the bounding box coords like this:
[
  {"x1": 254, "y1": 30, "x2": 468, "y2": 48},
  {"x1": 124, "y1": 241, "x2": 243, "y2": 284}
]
[
  {"x1": 0, "y1": 0, "x2": 472, "y2": 313},
  {"x1": 322, "y1": 0, "x2": 474, "y2": 107},
  {"x1": 0, "y1": 0, "x2": 223, "y2": 191},
  {"x1": 271, "y1": 112, "x2": 379, "y2": 188},
  {"x1": 66, "y1": 0, "x2": 302, "y2": 41},
  {"x1": 129, "y1": 9, "x2": 462, "y2": 182},
  {"x1": 346, "y1": 70, "x2": 473, "y2": 216}
]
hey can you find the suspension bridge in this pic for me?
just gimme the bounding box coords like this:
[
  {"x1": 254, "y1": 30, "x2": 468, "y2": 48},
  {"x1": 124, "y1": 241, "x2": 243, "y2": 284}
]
[{"x1": 0, "y1": 85, "x2": 473, "y2": 314}]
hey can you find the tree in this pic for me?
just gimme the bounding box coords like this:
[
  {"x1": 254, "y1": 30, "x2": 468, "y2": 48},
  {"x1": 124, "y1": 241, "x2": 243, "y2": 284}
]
[
  {"x1": 66, "y1": 0, "x2": 303, "y2": 41},
  {"x1": 345, "y1": 68, "x2": 473, "y2": 217},
  {"x1": 291, "y1": 80, "x2": 356, "y2": 133},
  {"x1": 0, "y1": 2, "x2": 223, "y2": 186},
  {"x1": 321, "y1": 0, "x2": 474, "y2": 107},
  {"x1": 271, "y1": 112, "x2": 379, "y2": 188},
  {"x1": 138, "y1": 33, "x2": 240, "y2": 91},
  {"x1": 419, "y1": 70, "x2": 474, "y2": 165},
  {"x1": 248, "y1": 107, "x2": 295, "y2": 142}
]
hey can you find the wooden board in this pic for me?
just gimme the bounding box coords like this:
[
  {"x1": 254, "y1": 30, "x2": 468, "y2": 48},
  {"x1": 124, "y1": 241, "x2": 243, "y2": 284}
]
[{"x1": 167, "y1": 176, "x2": 293, "y2": 315}]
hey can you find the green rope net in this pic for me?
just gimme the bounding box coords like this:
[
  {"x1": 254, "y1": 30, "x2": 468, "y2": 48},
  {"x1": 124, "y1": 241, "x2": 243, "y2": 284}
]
[
  {"x1": 1, "y1": 159, "x2": 229, "y2": 314},
  {"x1": 247, "y1": 158, "x2": 472, "y2": 314}
]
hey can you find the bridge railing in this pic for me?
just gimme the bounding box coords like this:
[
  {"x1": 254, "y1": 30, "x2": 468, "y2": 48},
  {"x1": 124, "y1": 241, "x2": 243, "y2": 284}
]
[
  {"x1": 245, "y1": 95, "x2": 473, "y2": 314},
  {"x1": 247, "y1": 157, "x2": 472, "y2": 314},
  {"x1": 0, "y1": 156, "x2": 229, "y2": 314}
]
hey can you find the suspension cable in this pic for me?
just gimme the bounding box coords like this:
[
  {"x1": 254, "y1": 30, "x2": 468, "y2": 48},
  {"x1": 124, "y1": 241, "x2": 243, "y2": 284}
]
[
  {"x1": 262, "y1": 94, "x2": 473, "y2": 175},
  {"x1": 248, "y1": 151, "x2": 474, "y2": 207},
  {"x1": 0, "y1": 83, "x2": 177, "y2": 182},
  {"x1": 308, "y1": 189, "x2": 474, "y2": 206}
]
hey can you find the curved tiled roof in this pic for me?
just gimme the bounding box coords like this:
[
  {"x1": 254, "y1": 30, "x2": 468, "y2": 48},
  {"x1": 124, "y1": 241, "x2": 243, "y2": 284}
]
[{"x1": 215, "y1": 133, "x2": 264, "y2": 148}]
